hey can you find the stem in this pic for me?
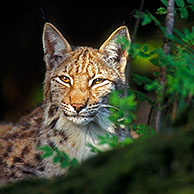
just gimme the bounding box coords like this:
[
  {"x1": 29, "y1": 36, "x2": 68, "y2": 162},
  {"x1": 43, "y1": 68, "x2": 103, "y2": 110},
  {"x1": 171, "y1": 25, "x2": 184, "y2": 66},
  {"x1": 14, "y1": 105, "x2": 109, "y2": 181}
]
[
  {"x1": 124, "y1": 0, "x2": 145, "y2": 135},
  {"x1": 186, "y1": 93, "x2": 192, "y2": 105},
  {"x1": 172, "y1": 95, "x2": 178, "y2": 120},
  {"x1": 155, "y1": 0, "x2": 175, "y2": 131},
  {"x1": 132, "y1": 0, "x2": 145, "y2": 43},
  {"x1": 147, "y1": 105, "x2": 154, "y2": 126},
  {"x1": 125, "y1": 0, "x2": 145, "y2": 97},
  {"x1": 164, "y1": 0, "x2": 175, "y2": 55}
]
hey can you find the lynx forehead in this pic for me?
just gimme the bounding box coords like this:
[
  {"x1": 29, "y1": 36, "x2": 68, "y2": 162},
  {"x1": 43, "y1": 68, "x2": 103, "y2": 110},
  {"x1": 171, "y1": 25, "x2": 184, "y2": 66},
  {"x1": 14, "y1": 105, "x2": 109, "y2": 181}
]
[{"x1": 51, "y1": 46, "x2": 120, "y2": 85}]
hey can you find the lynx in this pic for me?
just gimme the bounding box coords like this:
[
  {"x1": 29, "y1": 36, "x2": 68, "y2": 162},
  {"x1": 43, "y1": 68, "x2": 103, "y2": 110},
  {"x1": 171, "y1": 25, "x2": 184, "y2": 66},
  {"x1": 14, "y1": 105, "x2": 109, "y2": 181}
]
[{"x1": 0, "y1": 23, "x2": 130, "y2": 185}]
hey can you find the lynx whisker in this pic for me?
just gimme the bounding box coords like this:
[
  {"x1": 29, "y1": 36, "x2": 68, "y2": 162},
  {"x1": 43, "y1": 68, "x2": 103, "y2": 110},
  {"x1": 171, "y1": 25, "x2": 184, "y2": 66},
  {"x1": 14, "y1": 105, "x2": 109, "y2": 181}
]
[{"x1": 99, "y1": 104, "x2": 119, "y2": 111}]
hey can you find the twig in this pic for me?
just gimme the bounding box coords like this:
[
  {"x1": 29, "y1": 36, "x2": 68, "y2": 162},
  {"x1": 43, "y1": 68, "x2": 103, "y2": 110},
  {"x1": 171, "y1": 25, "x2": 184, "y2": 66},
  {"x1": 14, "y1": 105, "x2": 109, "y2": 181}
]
[
  {"x1": 132, "y1": 0, "x2": 145, "y2": 43},
  {"x1": 155, "y1": 0, "x2": 175, "y2": 131},
  {"x1": 147, "y1": 105, "x2": 154, "y2": 126},
  {"x1": 124, "y1": 0, "x2": 145, "y2": 97},
  {"x1": 172, "y1": 95, "x2": 178, "y2": 120},
  {"x1": 123, "y1": 0, "x2": 145, "y2": 136}
]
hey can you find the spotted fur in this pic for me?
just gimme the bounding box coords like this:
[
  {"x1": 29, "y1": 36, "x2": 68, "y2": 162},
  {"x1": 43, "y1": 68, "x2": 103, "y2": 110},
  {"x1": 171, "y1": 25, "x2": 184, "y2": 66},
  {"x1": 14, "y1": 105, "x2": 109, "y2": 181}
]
[{"x1": 0, "y1": 23, "x2": 130, "y2": 185}]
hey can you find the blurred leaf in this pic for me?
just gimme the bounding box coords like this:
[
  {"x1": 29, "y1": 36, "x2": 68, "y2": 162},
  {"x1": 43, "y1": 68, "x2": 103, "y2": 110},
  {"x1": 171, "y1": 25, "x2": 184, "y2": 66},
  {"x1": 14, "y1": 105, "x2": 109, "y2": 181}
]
[
  {"x1": 190, "y1": 4, "x2": 194, "y2": 11},
  {"x1": 179, "y1": 7, "x2": 189, "y2": 18},
  {"x1": 133, "y1": 11, "x2": 152, "y2": 26},
  {"x1": 69, "y1": 158, "x2": 79, "y2": 170},
  {"x1": 117, "y1": 36, "x2": 130, "y2": 50},
  {"x1": 135, "y1": 90, "x2": 154, "y2": 106},
  {"x1": 132, "y1": 74, "x2": 152, "y2": 86},
  {"x1": 87, "y1": 144, "x2": 102, "y2": 153},
  {"x1": 60, "y1": 152, "x2": 70, "y2": 169},
  {"x1": 160, "y1": 0, "x2": 168, "y2": 6},
  {"x1": 37, "y1": 145, "x2": 53, "y2": 158},
  {"x1": 156, "y1": 7, "x2": 167, "y2": 14},
  {"x1": 98, "y1": 134, "x2": 118, "y2": 148},
  {"x1": 53, "y1": 154, "x2": 61, "y2": 163},
  {"x1": 135, "y1": 124, "x2": 156, "y2": 138},
  {"x1": 120, "y1": 137, "x2": 134, "y2": 146},
  {"x1": 175, "y1": 0, "x2": 185, "y2": 7},
  {"x1": 141, "y1": 13, "x2": 152, "y2": 26}
]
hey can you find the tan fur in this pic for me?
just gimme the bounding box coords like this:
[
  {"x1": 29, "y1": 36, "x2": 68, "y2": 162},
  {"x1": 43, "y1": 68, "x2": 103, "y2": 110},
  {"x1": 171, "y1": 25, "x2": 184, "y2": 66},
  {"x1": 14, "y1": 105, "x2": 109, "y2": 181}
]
[
  {"x1": 0, "y1": 23, "x2": 130, "y2": 185},
  {"x1": 0, "y1": 123, "x2": 13, "y2": 136}
]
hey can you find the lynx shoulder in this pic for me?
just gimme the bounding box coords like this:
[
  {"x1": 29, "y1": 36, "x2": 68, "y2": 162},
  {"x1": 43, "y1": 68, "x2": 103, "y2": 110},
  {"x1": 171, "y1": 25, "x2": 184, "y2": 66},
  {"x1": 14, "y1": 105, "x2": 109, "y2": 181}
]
[{"x1": 0, "y1": 23, "x2": 130, "y2": 185}]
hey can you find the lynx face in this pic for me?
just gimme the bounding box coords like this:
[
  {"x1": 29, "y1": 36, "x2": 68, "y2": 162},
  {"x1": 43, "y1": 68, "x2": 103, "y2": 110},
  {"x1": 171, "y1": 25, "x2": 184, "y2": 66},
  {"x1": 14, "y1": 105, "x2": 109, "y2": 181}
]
[{"x1": 43, "y1": 23, "x2": 130, "y2": 125}]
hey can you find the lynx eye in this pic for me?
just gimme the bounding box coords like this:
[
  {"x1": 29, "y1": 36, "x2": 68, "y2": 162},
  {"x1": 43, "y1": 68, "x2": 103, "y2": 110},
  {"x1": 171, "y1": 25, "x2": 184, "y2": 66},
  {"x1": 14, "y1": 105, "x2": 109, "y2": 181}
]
[
  {"x1": 59, "y1": 76, "x2": 71, "y2": 84},
  {"x1": 92, "y1": 78, "x2": 106, "y2": 86}
]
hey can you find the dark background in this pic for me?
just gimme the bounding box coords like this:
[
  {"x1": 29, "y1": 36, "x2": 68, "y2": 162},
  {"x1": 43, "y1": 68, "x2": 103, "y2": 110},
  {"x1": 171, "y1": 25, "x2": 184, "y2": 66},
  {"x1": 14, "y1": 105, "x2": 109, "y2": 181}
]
[{"x1": 0, "y1": 0, "x2": 190, "y2": 123}]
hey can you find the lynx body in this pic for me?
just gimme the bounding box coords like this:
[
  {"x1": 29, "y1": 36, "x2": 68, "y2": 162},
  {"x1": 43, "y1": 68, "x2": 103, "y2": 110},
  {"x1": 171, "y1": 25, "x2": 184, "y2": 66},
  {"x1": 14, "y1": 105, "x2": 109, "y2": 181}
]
[{"x1": 0, "y1": 23, "x2": 130, "y2": 185}]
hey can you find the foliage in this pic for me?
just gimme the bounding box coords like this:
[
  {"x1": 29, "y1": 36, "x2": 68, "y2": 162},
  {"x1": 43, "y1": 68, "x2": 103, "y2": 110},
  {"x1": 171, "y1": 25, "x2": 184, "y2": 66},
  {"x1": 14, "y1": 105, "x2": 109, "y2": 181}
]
[
  {"x1": 108, "y1": 91, "x2": 137, "y2": 128},
  {"x1": 87, "y1": 134, "x2": 134, "y2": 154},
  {"x1": 157, "y1": 0, "x2": 194, "y2": 18},
  {"x1": 129, "y1": 0, "x2": 194, "y2": 123},
  {"x1": 88, "y1": 0, "x2": 194, "y2": 152},
  {"x1": 95, "y1": 0, "x2": 194, "y2": 152},
  {"x1": 37, "y1": 145, "x2": 78, "y2": 170},
  {"x1": 38, "y1": 0, "x2": 194, "y2": 170}
]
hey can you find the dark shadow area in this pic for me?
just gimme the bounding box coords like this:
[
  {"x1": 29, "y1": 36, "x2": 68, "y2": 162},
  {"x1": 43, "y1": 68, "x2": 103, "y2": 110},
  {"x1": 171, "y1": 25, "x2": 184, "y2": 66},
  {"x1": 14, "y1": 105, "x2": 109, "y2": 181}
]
[{"x1": 0, "y1": 0, "x2": 167, "y2": 122}]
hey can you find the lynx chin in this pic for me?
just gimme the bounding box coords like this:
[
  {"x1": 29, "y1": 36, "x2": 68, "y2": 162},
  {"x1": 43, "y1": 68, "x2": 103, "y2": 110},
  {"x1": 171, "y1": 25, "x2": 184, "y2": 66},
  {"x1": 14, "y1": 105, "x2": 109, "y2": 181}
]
[{"x1": 0, "y1": 23, "x2": 130, "y2": 185}]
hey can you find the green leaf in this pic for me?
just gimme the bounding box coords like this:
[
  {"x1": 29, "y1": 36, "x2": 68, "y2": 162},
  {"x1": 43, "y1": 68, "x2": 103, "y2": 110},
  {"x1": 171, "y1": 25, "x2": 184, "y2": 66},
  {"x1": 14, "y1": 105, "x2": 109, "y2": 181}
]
[
  {"x1": 180, "y1": 7, "x2": 189, "y2": 19},
  {"x1": 153, "y1": 72, "x2": 160, "y2": 77},
  {"x1": 133, "y1": 11, "x2": 152, "y2": 26},
  {"x1": 120, "y1": 137, "x2": 134, "y2": 146},
  {"x1": 143, "y1": 45, "x2": 148, "y2": 52},
  {"x1": 190, "y1": 4, "x2": 194, "y2": 11},
  {"x1": 156, "y1": 7, "x2": 167, "y2": 15},
  {"x1": 60, "y1": 152, "x2": 70, "y2": 168},
  {"x1": 109, "y1": 91, "x2": 120, "y2": 107},
  {"x1": 187, "y1": 0, "x2": 194, "y2": 3},
  {"x1": 146, "y1": 11, "x2": 166, "y2": 34},
  {"x1": 53, "y1": 154, "x2": 61, "y2": 163},
  {"x1": 174, "y1": 28, "x2": 185, "y2": 38},
  {"x1": 160, "y1": 0, "x2": 168, "y2": 6},
  {"x1": 87, "y1": 144, "x2": 102, "y2": 153},
  {"x1": 136, "y1": 124, "x2": 156, "y2": 138},
  {"x1": 37, "y1": 145, "x2": 53, "y2": 158},
  {"x1": 117, "y1": 36, "x2": 130, "y2": 50},
  {"x1": 69, "y1": 158, "x2": 79, "y2": 170},
  {"x1": 183, "y1": 28, "x2": 191, "y2": 36},
  {"x1": 167, "y1": 34, "x2": 184, "y2": 46},
  {"x1": 132, "y1": 74, "x2": 152, "y2": 86},
  {"x1": 135, "y1": 91, "x2": 154, "y2": 105},
  {"x1": 176, "y1": 0, "x2": 185, "y2": 7},
  {"x1": 145, "y1": 80, "x2": 161, "y2": 92},
  {"x1": 98, "y1": 134, "x2": 119, "y2": 148},
  {"x1": 141, "y1": 13, "x2": 152, "y2": 26}
]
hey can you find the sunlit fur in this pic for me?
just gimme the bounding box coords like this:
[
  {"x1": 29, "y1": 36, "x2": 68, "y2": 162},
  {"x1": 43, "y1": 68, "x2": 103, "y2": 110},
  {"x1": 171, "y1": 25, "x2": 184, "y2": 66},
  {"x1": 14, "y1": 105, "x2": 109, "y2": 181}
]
[{"x1": 0, "y1": 23, "x2": 130, "y2": 185}]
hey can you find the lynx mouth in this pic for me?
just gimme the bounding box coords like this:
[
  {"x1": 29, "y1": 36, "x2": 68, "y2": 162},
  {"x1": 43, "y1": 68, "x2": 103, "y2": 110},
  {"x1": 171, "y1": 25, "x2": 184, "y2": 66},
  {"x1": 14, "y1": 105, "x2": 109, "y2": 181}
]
[
  {"x1": 63, "y1": 112, "x2": 95, "y2": 118},
  {"x1": 63, "y1": 111, "x2": 95, "y2": 125}
]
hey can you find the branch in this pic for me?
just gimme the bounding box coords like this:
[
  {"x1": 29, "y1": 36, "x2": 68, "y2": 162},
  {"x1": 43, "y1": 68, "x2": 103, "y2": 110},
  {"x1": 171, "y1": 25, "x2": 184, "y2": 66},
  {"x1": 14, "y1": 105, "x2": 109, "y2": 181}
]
[
  {"x1": 124, "y1": 0, "x2": 145, "y2": 97},
  {"x1": 155, "y1": 0, "x2": 175, "y2": 131}
]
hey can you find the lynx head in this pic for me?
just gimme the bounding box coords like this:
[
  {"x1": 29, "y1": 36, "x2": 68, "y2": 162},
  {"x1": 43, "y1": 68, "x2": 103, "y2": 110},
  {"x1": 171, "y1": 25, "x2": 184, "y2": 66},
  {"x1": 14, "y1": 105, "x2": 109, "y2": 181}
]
[{"x1": 42, "y1": 23, "x2": 130, "y2": 126}]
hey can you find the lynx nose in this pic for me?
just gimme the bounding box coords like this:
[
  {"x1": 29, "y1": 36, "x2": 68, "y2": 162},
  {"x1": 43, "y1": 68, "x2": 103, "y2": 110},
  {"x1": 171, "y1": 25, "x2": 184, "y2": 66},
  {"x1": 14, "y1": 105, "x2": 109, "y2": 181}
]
[{"x1": 72, "y1": 103, "x2": 85, "y2": 113}]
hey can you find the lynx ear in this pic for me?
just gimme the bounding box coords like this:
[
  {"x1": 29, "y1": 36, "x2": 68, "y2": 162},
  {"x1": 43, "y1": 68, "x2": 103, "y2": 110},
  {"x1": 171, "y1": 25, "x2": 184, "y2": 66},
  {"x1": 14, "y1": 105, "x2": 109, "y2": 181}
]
[
  {"x1": 42, "y1": 22, "x2": 72, "y2": 69},
  {"x1": 99, "y1": 26, "x2": 130, "y2": 73}
]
